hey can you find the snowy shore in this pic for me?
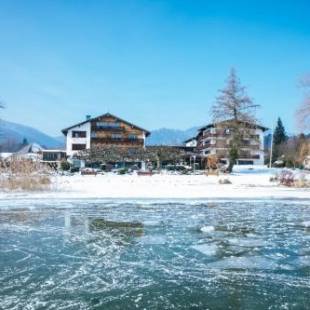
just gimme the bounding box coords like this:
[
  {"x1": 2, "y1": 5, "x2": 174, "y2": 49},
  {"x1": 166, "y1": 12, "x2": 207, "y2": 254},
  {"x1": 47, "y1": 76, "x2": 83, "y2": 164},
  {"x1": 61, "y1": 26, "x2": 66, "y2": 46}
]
[{"x1": 0, "y1": 167, "x2": 309, "y2": 200}]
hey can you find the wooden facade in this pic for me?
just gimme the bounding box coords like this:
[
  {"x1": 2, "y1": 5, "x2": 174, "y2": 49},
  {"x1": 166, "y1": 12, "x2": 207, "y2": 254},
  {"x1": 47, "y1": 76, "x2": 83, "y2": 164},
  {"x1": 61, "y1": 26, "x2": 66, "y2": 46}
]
[
  {"x1": 90, "y1": 114, "x2": 146, "y2": 148},
  {"x1": 62, "y1": 113, "x2": 150, "y2": 156}
]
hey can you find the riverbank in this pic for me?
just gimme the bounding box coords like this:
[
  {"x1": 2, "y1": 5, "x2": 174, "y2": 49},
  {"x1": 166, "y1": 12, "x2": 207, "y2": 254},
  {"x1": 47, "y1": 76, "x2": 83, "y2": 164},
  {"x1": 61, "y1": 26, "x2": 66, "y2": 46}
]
[{"x1": 0, "y1": 167, "x2": 309, "y2": 200}]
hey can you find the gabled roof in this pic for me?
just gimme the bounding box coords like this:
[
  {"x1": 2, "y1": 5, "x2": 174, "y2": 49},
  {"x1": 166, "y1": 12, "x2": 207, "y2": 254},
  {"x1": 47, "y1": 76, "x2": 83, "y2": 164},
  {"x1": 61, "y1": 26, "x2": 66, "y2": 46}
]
[
  {"x1": 17, "y1": 143, "x2": 45, "y2": 154},
  {"x1": 199, "y1": 119, "x2": 269, "y2": 132},
  {"x1": 61, "y1": 113, "x2": 151, "y2": 136}
]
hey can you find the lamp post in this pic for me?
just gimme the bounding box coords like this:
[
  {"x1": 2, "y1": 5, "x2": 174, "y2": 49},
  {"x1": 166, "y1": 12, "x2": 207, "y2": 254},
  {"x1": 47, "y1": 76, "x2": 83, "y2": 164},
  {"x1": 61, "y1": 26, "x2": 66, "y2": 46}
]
[{"x1": 269, "y1": 127, "x2": 274, "y2": 168}]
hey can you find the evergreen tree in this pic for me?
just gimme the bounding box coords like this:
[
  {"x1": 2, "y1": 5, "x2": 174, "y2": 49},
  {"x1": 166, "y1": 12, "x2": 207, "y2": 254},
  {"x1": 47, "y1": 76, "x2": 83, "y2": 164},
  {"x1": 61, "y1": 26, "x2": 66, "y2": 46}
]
[
  {"x1": 272, "y1": 117, "x2": 287, "y2": 161},
  {"x1": 273, "y1": 118, "x2": 287, "y2": 146},
  {"x1": 22, "y1": 137, "x2": 29, "y2": 146}
]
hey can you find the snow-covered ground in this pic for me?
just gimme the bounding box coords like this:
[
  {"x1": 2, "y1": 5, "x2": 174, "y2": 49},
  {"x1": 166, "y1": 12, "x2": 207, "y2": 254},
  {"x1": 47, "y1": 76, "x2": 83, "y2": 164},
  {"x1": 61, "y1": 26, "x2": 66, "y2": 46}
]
[{"x1": 0, "y1": 166, "x2": 309, "y2": 200}]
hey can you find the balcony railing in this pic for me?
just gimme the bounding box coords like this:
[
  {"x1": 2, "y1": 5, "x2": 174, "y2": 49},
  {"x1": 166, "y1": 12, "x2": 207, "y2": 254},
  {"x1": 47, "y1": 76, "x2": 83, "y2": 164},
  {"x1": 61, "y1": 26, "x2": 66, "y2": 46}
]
[
  {"x1": 91, "y1": 137, "x2": 144, "y2": 145},
  {"x1": 91, "y1": 126, "x2": 125, "y2": 132}
]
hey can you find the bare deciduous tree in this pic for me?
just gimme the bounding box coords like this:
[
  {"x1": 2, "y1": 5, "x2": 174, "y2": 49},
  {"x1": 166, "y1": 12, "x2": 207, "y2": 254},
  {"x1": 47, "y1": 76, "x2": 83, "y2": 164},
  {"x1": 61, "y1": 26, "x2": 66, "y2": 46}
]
[
  {"x1": 212, "y1": 68, "x2": 259, "y2": 123},
  {"x1": 211, "y1": 68, "x2": 260, "y2": 172},
  {"x1": 296, "y1": 74, "x2": 310, "y2": 131}
]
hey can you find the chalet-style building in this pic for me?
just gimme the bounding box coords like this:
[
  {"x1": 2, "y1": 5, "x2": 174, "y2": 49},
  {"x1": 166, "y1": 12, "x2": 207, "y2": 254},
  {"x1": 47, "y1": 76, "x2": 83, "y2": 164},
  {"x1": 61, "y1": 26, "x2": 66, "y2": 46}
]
[
  {"x1": 194, "y1": 120, "x2": 268, "y2": 165},
  {"x1": 62, "y1": 113, "x2": 150, "y2": 156}
]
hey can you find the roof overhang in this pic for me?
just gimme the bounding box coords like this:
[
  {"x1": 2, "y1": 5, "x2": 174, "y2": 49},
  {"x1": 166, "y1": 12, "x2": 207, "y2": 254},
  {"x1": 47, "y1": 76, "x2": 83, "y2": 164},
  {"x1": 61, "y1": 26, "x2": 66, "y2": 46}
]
[{"x1": 61, "y1": 113, "x2": 151, "y2": 136}]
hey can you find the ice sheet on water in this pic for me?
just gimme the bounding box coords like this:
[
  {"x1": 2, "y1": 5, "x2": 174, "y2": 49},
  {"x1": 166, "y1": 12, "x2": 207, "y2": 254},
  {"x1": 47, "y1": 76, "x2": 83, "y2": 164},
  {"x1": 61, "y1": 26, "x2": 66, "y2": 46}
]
[
  {"x1": 289, "y1": 256, "x2": 310, "y2": 269},
  {"x1": 228, "y1": 237, "x2": 266, "y2": 247},
  {"x1": 140, "y1": 235, "x2": 166, "y2": 245},
  {"x1": 301, "y1": 221, "x2": 310, "y2": 228},
  {"x1": 200, "y1": 226, "x2": 215, "y2": 233},
  {"x1": 143, "y1": 220, "x2": 161, "y2": 227},
  {"x1": 207, "y1": 256, "x2": 279, "y2": 270},
  {"x1": 1, "y1": 199, "x2": 310, "y2": 309},
  {"x1": 192, "y1": 244, "x2": 218, "y2": 256}
]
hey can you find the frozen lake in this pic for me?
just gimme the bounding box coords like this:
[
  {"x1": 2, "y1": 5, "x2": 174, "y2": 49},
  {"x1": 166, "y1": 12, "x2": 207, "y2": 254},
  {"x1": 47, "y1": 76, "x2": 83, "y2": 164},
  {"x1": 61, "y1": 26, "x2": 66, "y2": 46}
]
[{"x1": 0, "y1": 199, "x2": 310, "y2": 309}]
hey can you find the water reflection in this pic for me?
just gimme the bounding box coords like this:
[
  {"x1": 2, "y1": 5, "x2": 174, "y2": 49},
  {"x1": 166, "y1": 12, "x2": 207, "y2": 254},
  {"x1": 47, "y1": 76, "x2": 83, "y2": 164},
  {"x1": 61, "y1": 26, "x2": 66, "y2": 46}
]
[{"x1": 63, "y1": 212, "x2": 144, "y2": 241}]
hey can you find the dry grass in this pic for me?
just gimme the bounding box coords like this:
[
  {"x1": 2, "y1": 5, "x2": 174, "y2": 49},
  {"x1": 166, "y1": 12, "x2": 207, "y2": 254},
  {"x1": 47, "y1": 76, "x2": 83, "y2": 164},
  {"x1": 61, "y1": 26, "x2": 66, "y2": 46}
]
[
  {"x1": 294, "y1": 176, "x2": 310, "y2": 188},
  {"x1": 0, "y1": 176, "x2": 51, "y2": 191},
  {"x1": 0, "y1": 158, "x2": 52, "y2": 191}
]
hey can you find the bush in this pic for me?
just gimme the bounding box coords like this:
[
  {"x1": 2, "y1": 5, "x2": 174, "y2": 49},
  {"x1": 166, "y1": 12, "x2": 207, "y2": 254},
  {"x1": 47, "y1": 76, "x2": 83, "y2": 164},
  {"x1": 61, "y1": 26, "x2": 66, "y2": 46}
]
[{"x1": 60, "y1": 161, "x2": 71, "y2": 171}]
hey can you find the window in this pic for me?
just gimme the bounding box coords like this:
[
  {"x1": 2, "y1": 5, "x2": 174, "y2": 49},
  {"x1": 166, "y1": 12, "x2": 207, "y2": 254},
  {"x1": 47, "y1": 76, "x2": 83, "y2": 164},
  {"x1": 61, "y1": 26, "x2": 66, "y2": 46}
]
[
  {"x1": 72, "y1": 131, "x2": 86, "y2": 138},
  {"x1": 238, "y1": 160, "x2": 254, "y2": 165},
  {"x1": 128, "y1": 134, "x2": 137, "y2": 140},
  {"x1": 111, "y1": 134, "x2": 122, "y2": 139},
  {"x1": 91, "y1": 132, "x2": 97, "y2": 138},
  {"x1": 72, "y1": 144, "x2": 86, "y2": 151},
  {"x1": 224, "y1": 128, "x2": 230, "y2": 135},
  {"x1": 43, "y1": 152, "x2": 57, "y2": 161},
  {"x1": 210, "y1": 128, "x2": 216, "y2": 134},
  {"x1": 96, "y1": 121, "x2": 120, "y2": 128}
]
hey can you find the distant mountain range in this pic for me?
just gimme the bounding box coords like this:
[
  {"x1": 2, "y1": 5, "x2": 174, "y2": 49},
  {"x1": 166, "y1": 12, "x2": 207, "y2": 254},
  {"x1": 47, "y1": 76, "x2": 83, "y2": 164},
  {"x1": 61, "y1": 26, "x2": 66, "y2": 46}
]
[
  {"x1": 0, "y1": 120, "x2": 64, "y2": 150},
  {"x1": 146, "y1": 127, "x2": 200, "y2": 146},
  {"x1": 0, "y1": 119, "x2": 201, "y2": 151}
]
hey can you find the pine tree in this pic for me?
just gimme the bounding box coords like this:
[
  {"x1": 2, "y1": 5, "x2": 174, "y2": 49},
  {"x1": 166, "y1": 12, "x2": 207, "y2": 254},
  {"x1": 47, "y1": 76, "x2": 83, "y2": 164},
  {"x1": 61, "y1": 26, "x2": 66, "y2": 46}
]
[
  {"x1": 211, "y1": 68, "x2": 260, "y2": 172},
  {"x1": 272, "y1": 117, "x2": 287, "y2": 161},
  {"x1": 22, "y1": 137, "x2": 29, "y2": 146},
  {"x1": 273, "y1": 118, "x2": 287, "y2": 146}
]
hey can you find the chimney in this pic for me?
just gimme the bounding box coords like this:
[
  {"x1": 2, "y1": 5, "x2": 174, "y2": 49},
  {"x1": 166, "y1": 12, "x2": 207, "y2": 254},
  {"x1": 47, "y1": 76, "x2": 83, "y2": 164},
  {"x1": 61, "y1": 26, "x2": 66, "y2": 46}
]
[{"x1": 86, "y1": 115, "x2": 91, "y2": 121}]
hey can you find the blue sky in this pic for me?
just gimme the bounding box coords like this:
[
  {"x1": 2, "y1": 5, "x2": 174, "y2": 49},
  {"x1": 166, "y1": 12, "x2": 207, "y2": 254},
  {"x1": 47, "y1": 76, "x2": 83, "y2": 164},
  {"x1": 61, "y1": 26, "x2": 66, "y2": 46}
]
[{"x1": 0, "y1": 0, "x2": 309, "y2": 136}]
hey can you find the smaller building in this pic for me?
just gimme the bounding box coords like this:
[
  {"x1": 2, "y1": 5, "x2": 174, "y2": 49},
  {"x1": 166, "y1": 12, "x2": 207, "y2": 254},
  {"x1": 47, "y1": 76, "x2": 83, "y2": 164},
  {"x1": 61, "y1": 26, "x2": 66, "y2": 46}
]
[
  {"x1": 14, "y1": 143, "x2": 44, "y2": 161},
  {"x1": 195, "y1": 120, "x2": 268, "y2": 166},
  {"x1": 42, "y1": 149, "x2": 67, "y2": 169}
]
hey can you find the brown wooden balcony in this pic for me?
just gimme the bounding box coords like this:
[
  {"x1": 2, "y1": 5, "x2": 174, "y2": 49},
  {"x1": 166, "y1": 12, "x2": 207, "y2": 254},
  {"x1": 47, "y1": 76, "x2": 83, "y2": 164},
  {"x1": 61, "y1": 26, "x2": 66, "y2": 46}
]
[
  {"x1": 91, "y1": 126, "x2": 125, "y2": 132},
  {"x1": 91, "y1": 137, "x2": 144, "y2": 145}
]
